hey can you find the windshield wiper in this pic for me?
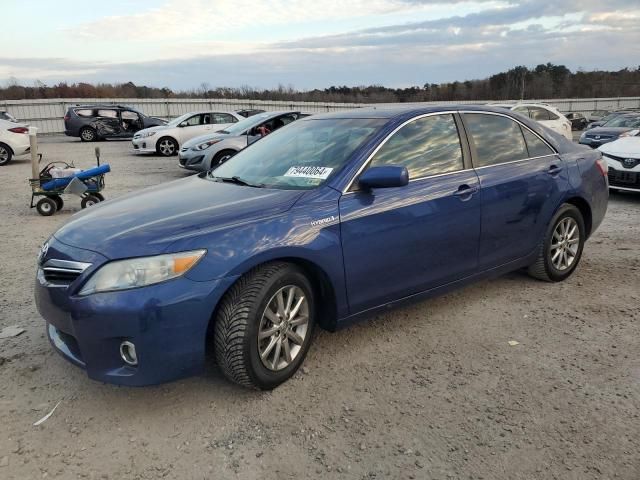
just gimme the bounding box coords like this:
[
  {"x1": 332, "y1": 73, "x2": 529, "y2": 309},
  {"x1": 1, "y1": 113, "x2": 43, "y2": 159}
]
[{"x1": 208, "y1": 174, "x2": 264, "y2": 188}]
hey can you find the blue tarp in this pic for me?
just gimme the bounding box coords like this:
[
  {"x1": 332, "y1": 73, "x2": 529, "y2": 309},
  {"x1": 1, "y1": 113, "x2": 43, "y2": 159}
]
[{"x1": 41, "y1": 164, "x2": 110, "y2": 191}]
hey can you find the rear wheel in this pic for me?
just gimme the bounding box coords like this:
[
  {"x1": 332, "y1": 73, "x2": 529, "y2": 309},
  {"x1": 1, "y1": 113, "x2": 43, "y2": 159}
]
[
  {"x1": 528, "y1": 204, "x2": 585, "y2": 282},
  {"x1": 51, "y1": 195, "x2": 64, "y2": 211},
  {"x1": 36, "y1": 197, "x2": 57, "y2": 216},
  {"x1": 214, "y1": 262, "x2": 315, "y2": 389},
  {"x1": 156, "y1": 137, "x2": 178, "y2": 156},
  {"x1": 0, "y1": 143, "x2": 12, "y2": 166},
  {"x1": 80, "y1": 127, "x2": 97, "y2": 142},
  {"x1": 81, "y1": 194, "x2": 101, "y2": 208},
  {"x1": 93, "y1": 193, "x2": 105, "y2": 201}
]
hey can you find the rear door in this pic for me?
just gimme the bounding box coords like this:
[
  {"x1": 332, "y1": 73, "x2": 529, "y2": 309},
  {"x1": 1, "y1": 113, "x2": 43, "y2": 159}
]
[
  {"x1": 339, "y1": 113, "x2": 481, "y2": 313},
  {"x1": 461, "y1": 112, "x2": 568, "y2": 269}
]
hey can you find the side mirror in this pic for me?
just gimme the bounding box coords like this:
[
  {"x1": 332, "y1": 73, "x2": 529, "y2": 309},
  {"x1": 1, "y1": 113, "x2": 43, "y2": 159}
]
[
  {"x1": 178, "y1": 122, "x2": 187, "y2": 128},
  {"x1": 358, "y1": 166, "x2": 409, "y2": 190}
]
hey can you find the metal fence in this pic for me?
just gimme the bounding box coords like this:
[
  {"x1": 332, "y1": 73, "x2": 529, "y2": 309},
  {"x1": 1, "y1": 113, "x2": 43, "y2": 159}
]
[{"x1": 2, "y1": 97, "x2": 640, "y2": 135}]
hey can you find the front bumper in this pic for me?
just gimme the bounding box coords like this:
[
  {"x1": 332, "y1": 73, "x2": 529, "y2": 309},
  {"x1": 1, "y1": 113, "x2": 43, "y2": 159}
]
[
  {"x1": 178, "y1": 149, "x2": 206, "y2": 171},
  {"x1": 35, "y1": 238, "x2": 236, "y2": 386},
  {"x1": 131, "y1": 136, "x2": 157, "y2": 154},
  {"x1": 605, "y1": 157, "x2": 640, "y2": 192}
]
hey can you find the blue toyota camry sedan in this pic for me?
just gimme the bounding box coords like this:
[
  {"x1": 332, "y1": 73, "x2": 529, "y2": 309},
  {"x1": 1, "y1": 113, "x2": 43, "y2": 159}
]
[{"x1": 35, "y1": 106, "x2": 608, "y2": 389}]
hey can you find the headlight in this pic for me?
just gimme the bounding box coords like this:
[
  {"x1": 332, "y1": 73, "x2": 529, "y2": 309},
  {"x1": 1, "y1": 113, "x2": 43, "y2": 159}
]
[
  {"x1": 193, "y1": 139, "x2": 222, "y2": 151},
  {"x1": 78, "y1": 250, "x2": 206, "y2": 295},
  {"x1": 620, "y1": 129, "x2": 639, "y2": 138},
  {"x1": 140, "y1": 131, "x2": 156, "y2": 138}
]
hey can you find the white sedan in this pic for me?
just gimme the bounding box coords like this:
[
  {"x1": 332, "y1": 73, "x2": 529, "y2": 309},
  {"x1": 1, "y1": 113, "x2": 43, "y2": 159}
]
[
  {"x1": 492, "y1": 103, "x2": 573, "y2": 140},
  {"x1": 0, "y1": 119, "x2": 30, "y2": 166},
  {"x1": 132, "y1": 111, "x2": 244, "y2": 156},
  {"x1": 598, "y1": 130, "x2": 640, "y2": 193}
]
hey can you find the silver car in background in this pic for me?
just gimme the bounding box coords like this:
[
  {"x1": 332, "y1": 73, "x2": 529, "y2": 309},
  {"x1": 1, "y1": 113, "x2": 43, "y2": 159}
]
[{"x1": 178, "y1": 111, "x2": 307, "y2": 172}]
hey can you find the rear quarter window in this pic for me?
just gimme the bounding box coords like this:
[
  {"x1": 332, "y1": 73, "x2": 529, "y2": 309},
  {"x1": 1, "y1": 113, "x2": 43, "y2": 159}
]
[{"x1": 521, "y1": 128, "x2": 555, "y2": 158}]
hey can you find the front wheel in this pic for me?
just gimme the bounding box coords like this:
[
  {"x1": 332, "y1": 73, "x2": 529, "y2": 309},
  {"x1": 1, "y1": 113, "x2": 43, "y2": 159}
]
[
  {"x1": 214, "y1": 262, "x2": 316, "y2": 389},
  {"x1": 36, "y1": 197, "x2": 57, "y2": 216},
  {"x1": 528, "y1": 204, "x2": 585, "y2": 282},
  {"x1": 156, "y1": 137, "x2": 178, "y2": 156}
]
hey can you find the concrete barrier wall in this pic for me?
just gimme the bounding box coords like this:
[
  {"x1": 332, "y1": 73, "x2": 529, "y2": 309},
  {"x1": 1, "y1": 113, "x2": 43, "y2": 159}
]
[{"x1": 2, "y1": 97, "x2": 640, "y2": 134}]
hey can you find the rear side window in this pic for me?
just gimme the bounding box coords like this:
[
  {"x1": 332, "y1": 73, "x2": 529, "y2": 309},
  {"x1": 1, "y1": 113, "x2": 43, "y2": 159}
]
[
  {"x1": 529, "y1": 107, "x2": 551, "y2": 121},
  {"x1": 97, "y1": 109, "x2": 118, "y2": 118},
  {"x1": 464, "y1": 113, "x2": 528, "y2": 167},
  {"x1": 521, "y1": 128, "x2": 555, "y2": 158},
  {"x1": 513, "y1": 106, "x2": 530, "y2": 118},
  {"x1": 369, "y1": 114, "x2": 463, "y2": 179},
  {"x1": 212, "y1": 113, "x2": 237, "y2": 124},
  {"x1": 74, "y1": 109, "x2": 94, "y2": 118}
]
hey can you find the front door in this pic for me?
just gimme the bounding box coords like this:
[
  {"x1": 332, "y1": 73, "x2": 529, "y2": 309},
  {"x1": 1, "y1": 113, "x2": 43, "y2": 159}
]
[{"x1": 339, "y1": 113, "x2": 481, "y2": 313}]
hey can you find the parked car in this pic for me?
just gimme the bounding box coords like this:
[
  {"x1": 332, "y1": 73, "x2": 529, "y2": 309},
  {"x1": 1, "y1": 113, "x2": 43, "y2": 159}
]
[
  {"x1": 0, "y1": 110, "x2": 18, "y2": 123},
  {"x1": 178, "y1": 111, "x2": 306, "y2": 171},
  {"x1": 565, "y1": 112, "x2": 588, "y2": 131},
  {"x1": 579, "y1": 114, "x2": 640, "y2": 148},
  {"x1": 236, "y1": 109, "x2": 266, "y2": 118},
  {"x1": 598, "y1": 129, "x2": 640, "y2": 193},
  {"x1": 491, "y1": 103, "x2": 572, "y2": 140},
  {"x1": 132, "y1": 111, "x2": 244, "y2": 156},
  {"x1": 35, "y1": 105, "x2": 608, "y2": 389},
  {"x1": 586, "y1": 110, "x2": 640, "y2": 130},
  {"x1": 588, "y1": 110, "x2": 609, "y2": 122},
  {"x1": 64, "y1": 105, "x2": 167, "y2": 142},
  {"x1": 0, "y1": 119, "x2": 30, "y2": 166}
]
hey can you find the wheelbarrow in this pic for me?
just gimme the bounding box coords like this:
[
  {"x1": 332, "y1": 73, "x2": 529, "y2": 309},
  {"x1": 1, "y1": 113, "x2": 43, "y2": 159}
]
[{"x1": 29, "y1": 147, "x2": 111, "y2": 216}]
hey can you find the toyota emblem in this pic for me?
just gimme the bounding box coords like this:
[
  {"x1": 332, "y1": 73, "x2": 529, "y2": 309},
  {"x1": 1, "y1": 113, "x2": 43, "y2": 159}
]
[{"x1": 623, "y1": 158, "x2": 636, "y2": 168}]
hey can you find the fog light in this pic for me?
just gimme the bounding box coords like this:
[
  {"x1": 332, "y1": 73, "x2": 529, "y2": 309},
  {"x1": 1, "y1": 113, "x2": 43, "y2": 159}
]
[{"x1": 120, "y1": 341, "x2": 138, "y2": 366}]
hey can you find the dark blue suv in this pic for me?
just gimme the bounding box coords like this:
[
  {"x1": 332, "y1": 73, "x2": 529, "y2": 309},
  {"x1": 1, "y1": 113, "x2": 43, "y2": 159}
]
[{"x1": 35, "y1": 106, "x2": 608, "y2": 389}]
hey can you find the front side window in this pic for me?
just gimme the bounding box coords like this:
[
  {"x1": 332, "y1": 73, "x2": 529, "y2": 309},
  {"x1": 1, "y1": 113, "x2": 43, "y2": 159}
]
[
  {"x1": 464, "y1": 113, "x2": 529, "y2": 167},
  {"x1": 211, "y1": 118, "x2": 385, "y2": 190},
  {"x1": 182, "y1": 115, "x2": 203, "y2": 127},
  {"x1": 368, "y1": 114, "x2": 463, "y2": 179},
  {"x1": 513, "y1": 106, "x2": 531, "y2": 118},
  {"x1": 121, "y1": 110, "x2": 139, "y2": 120}
]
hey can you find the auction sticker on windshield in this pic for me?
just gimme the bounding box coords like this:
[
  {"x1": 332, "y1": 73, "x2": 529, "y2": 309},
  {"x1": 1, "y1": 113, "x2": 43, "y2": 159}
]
[{"x1": 284, "y1": 166, "x2": 333, "y2": 179}]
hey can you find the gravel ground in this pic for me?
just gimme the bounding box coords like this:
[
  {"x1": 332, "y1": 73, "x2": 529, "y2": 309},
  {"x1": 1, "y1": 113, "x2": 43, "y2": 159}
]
[{"x1": 0, "y1": 136, "x2": 639, "y2": 480}]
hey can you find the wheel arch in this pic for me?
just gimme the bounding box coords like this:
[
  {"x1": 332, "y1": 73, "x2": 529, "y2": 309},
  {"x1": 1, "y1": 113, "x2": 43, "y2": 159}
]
[
  {"x1": 205, "y1": 256, "x2": 339, "y2": 350},
  {"x1": 0, "y1": 141, "x2": 14, "y2": 155},
  {"x1": 564, "y1": 196, "x2": 593, "y2": 238}
]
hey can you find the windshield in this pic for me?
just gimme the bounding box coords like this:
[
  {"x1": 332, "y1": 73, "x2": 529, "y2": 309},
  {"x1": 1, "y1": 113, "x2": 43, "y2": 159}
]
[
  {"x1": 603, "y1": 116, "x2": 640, "y2": 128},
  {"x1": 219, "y1": 112, "x2": 281, "y2": 135},
  {"x1": 210, "y1": 118, "x2": 386, "y2": 190},
  {"x1": 166, "y1": 113, "x2": 194, "y2": 127}
]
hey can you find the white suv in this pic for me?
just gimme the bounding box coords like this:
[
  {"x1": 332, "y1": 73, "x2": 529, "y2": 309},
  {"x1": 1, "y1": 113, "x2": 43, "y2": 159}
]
[{"x1": 492, "y1": 103, "x2": 572, "y2": 140}]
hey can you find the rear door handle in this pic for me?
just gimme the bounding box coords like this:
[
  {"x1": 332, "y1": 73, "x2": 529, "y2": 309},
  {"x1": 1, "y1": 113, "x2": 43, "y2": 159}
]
[
  {"x1": 547, "y1": 165, "x2": 563, "y2": 176},
  {"x1": 453, "y1": 184, "x2": 479, "y2": 199}
]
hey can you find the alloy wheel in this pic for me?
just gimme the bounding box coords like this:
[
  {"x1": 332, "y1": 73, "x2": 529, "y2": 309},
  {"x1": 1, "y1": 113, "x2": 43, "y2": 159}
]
[
  {"x1": 0, "y1": 146, "x2": 9, "y2": 163},
  {"x1": 159, "y1": 139, "x2": 175, "y2": 156},
  {"x1": 258, "y1": 285, "x2": 309, "y2": 371},
  {"x1": 550, "y1": 217, "x2": 580, "y2": 271}
]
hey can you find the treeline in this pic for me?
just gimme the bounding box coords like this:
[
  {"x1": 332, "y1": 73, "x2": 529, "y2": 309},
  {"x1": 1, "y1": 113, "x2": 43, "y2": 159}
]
[{"x1": 2, "y1": 64, "x2": 640, "y2": 102}]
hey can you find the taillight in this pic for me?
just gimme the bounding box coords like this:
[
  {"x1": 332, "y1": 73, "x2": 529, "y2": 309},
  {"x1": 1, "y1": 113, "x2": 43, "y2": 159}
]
[
  {"x1": 8, "y1": 127, "x2": 28, "y2": 134},
  {"x1": 595, "y1": 156, "x2": 608, "y2": 177}
]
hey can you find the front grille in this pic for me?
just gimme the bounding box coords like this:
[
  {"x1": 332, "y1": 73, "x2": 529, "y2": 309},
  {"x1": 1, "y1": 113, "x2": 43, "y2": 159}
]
[
  {"x1": 41, "y1": 259, "x2": 91, "y2": 285},
  {"x1": 608, "y1": 168, "x2": 640, "y2": 188},
  {"x1": 179, "y1": 156, "x2": 187, "y2": 166},
  {"x1": 603, "y1": 153, "x2": 640, "y2": 169},
  {"x1": 586, "y1": 134, "x2": 613, "y2": 140}
]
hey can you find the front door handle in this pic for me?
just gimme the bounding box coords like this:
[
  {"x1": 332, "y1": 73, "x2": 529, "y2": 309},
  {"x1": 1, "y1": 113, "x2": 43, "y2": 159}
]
[
  {"x1": 453, "y1": 184, "x2": 479, "y2": 200},
  {"x1": 547, "y1": 165, "x2": 563, "y2": 176}
]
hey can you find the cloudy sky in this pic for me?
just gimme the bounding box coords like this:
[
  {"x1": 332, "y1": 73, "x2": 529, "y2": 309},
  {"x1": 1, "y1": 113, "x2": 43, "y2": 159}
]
[{"x1": 1, "y1": 0, "x2": 638, "y2": 89}]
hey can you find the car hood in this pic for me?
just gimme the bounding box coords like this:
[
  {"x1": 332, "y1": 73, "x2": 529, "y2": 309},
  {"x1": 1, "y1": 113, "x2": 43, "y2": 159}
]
[
  {"x1": 182, "y1": 131, "x2": 230, "y2": 149},
  {"x1": 53, "y1": 176, "x2": 304, "y2": 259},
  {"x1": 583, "y1": 127, "x2": 630, "y2": 136},
  {"x1": 598, "y1": 137, "x2": 640, "y2": 158},
  {"x1": 136, "y1": 125, "x2": 170, "y2": 135}
]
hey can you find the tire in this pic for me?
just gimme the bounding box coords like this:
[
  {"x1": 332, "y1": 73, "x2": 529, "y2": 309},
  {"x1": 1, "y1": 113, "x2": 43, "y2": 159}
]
[
  {"x1": 156, "y1": 137, "x2": 178, "y2": 156},
  {"x1": 0, "y1": 143, "x2": 12, "y2": 166},
  {"x1": 212, "y1": 149, "x2": 237, "y2": 167},
  {"x1": 51, "y1": 195, "x2": 64, "y2": 211},
  {"x1": 80, "y1": 127, "x2": 97, "y2": 142},
  {"x1": 81, "y1": 194, "x2": 101, "y2": 209},
  {"x1": 214, "y1": 262, "x2": 316, "y2": 390},
  {"x1": 36, "y1": 197, "x2": 57, "y2": 216},
  {"x1": 528, "y1": 204, "x2": 585, "y2": 282},
  {"x1": 93, "y1": 193, "x2": 105, "y2": 201}
]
